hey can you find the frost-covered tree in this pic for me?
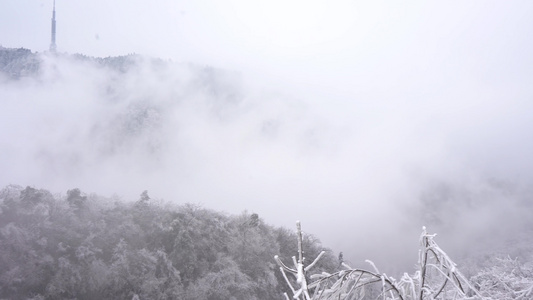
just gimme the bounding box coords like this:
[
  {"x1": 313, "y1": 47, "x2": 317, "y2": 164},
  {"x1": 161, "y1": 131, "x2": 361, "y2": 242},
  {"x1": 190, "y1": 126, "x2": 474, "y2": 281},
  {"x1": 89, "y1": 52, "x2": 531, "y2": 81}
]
[
  {"x1": 0, "y1": 47, "x2": 41, "y2": 79},
  {"x1": 471, "y1": 256, "x2": 533, "y2": 299},
  {"x1": 276, "y1": 223, "x2": 483, "y2": 300}
]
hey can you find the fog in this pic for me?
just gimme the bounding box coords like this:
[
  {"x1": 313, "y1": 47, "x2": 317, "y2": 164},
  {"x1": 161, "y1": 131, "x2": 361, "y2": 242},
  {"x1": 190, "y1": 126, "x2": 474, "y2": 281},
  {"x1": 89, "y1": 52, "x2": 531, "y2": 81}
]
[{"x1": 2, "y1": 0, "x2": 533, "y2": 273}]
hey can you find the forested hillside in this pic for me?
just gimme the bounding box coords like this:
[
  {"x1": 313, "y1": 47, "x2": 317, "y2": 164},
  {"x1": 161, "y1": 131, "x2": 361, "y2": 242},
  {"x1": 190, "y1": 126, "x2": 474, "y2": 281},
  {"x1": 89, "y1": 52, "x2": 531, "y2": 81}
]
[
  {"x1": 0, "y1": 46, "x2": 143, "y2": 78},
  {"x1": 0, "y1": 47, "x2": 41, "y2": 79},
  {"x1": 0, "y1": 185, "x2": 338, "y2": 299},
  {"x1": 3, "y1": 184, "x2": 533, "y2": 300}
]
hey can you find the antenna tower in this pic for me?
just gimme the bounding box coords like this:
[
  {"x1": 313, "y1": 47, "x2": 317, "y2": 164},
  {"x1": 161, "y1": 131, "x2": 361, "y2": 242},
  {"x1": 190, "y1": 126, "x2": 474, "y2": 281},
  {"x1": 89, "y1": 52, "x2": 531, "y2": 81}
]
[{"x1": 50, "y1": 0, "x2": 57, "y2": 52}]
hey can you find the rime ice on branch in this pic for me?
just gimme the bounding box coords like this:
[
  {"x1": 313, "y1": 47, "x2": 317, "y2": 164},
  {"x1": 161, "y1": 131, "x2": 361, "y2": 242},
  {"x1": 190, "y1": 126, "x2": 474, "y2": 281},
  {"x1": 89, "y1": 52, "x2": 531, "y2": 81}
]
[{"x1": 275, "y1": 223, "x2": 484, "y2": 300}]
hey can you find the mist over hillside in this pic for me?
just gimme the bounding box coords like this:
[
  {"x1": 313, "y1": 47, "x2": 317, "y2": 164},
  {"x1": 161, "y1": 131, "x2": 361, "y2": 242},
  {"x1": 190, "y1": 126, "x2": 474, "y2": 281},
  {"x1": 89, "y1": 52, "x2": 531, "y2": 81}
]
[
  {"x1": 0, "y1": 184, "x2": 340, "y2": 299},
  {"x1": 1, "y1": 47, "x2": 533, "y2": 275}
]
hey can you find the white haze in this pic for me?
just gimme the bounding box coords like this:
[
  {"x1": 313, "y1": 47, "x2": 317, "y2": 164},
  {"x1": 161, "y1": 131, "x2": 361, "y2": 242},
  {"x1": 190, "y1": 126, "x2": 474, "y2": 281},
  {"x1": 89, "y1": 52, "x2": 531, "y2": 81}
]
[{"x1": 2, "y1": 0, "x2": 533, "y2": 272}]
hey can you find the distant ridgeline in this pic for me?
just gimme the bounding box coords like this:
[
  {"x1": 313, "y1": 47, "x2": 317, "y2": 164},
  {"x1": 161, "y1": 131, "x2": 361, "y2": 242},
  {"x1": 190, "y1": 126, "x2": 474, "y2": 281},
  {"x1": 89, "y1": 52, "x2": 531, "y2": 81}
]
[
  {"x1": 0, "y1": 47, "x2": 40, "y2": 79},
  {"x1": 0, "y1": 46, "x2": 149, "y2": 79},
  {"x1": 0, "y1": 46, "x2": 243, "y2": 106}
]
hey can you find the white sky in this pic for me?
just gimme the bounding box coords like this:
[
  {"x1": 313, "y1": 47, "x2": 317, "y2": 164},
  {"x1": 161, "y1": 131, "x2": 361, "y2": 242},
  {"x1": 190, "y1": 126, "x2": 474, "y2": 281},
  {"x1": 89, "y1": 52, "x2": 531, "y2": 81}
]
[
  {"x1": 2, "y1": 0, "x2": 533, "y2": 271},
  {"x1": 2, "y1": 1, "x2": 532, "y2": 87}
]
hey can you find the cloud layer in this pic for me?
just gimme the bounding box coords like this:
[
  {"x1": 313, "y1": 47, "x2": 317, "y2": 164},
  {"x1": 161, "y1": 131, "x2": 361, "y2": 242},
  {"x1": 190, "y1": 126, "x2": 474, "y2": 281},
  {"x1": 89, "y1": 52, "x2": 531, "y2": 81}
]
[{"x1": 2, "y1": 51, "x2": 533, "y2": 273}]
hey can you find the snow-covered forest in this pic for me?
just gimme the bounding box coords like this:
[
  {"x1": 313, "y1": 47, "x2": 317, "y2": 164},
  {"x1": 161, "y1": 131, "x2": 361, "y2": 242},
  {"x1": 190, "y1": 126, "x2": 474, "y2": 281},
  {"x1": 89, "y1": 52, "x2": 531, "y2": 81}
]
[
  {"x1": 2, "y1": 47, "x2": 533, "y2": 299},
  {"x1": 1, "y1": 184, "x2": 533, "y2": 299},
  {"x1": 0, "y1": 184, "x2": 339, "y2": 299}
]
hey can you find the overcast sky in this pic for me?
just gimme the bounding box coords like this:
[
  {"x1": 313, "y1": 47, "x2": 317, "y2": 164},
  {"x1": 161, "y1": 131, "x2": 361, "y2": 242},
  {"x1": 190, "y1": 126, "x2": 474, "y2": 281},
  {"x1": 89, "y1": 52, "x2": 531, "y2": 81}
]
[
  {"x1": 2, "y1": 1, "x2": 532, "y2": 88},
  {"x1": 2, "y1": 0, "x2": 533, "y2": 272}
]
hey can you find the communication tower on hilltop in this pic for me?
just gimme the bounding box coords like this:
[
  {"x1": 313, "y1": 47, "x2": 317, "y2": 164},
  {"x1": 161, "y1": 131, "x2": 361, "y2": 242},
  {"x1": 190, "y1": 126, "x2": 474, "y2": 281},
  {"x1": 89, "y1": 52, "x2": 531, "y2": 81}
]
[{"x1": 50, "y1": 0, "x2": 57, "y2": 52}]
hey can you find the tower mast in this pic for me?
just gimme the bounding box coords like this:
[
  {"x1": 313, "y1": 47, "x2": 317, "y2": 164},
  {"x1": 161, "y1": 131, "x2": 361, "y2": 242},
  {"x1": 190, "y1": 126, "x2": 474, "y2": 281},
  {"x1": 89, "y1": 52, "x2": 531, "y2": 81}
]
[{"x1": 50, "y1": 0, "x2": 57, "y2": 52}]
